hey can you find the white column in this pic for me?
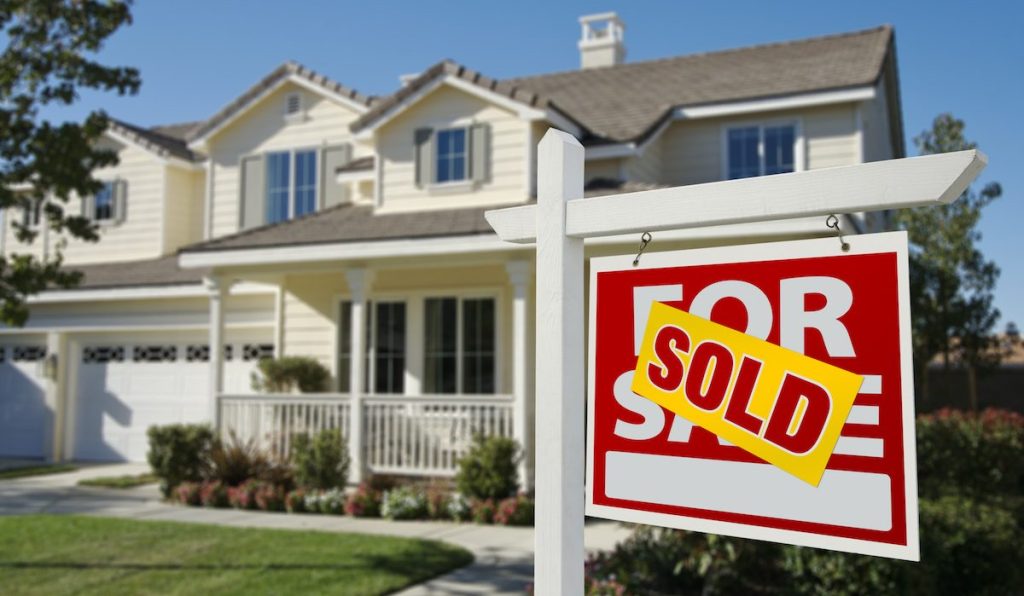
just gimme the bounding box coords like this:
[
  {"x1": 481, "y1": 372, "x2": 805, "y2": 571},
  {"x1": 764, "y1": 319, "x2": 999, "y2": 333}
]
[
  {"x1": 346, "y1": 268, "x2": 372, "y2": 484},
  {"x1": 534, "y1": 129, "x2": 585, "y2": 595},
  {"x1": 506, "y1": 260, "x2": 533, "y2": 491},
  {"x1": 44, "y1": 331, "x2": 66, "y2": 462},
  {"x1": 205, "y1": 276, "x2": 231, "y2": 426}
]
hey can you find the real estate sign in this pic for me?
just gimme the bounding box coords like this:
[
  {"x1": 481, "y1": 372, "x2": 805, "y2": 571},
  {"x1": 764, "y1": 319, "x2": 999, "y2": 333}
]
[{"x1": 586, "y1": 232, "x2": 919, "y2": 560}]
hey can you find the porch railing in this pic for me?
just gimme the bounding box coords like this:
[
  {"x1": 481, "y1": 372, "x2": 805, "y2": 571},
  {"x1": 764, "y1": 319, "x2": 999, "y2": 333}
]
[{"x1": 216, "y1": 393, "x2": 515, "y2": 477}]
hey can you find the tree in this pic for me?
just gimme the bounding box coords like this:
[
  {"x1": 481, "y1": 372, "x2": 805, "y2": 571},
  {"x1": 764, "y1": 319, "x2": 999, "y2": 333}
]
[
  {"x1": 893, "y1": 114, "x2": 1003, "y2": 410},
  {"x1": 0, "y1": 0, "x2": 139, "y2": 326}
]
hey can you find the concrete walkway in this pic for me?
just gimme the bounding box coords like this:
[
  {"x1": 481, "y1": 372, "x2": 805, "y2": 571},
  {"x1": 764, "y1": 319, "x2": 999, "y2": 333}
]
[{"x1": 0, "y1": 464, "x2": 631, "y2": 595}]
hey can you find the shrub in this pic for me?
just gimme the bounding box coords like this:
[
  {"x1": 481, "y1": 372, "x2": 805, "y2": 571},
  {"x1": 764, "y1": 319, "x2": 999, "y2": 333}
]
[
  {"x1": 493, "y1": 494, "x2": 535, "y2": 526},
  {"x1": 251, "y1": 356, "x2": 330, "y2": 393},
  {"x1": 199, "y1": 480, "x2": 229, "y2": 508},
  {"x1": 382, "y1": 486, "x2": 429, "y2": 520},
  {"x1": 345, "y1": 483, "x2": 381, "y2": 517},
  {"x1": 290, "y1": 429, "x2": 349, "y2": 491},
  {"x1": 254, "y1": 483, "x2": 286, "y2": 512},
  {"x1": 228, "y1": 479, "x2": 260, "y2": 510},
  {"x1": 470, "y1": 498, "x2": 497, "y2": 524},
  {"x1": 206, "y1": 432, "x2": 269, "y2": 487},
  {"x1": 426, "y1": 485, "x2": 452, "y2": 520},
  {"x1": 174, "y1": 481, "x2": 202, "y2": 506},
  {"x1": 285, "y1": 489, "x2": 306, "y2": 513},
  {"x1": 259, "y1": 460, "x2": 296, "y2": 492},
  {"x1": 147, "y1": 424, "x2": 214, "y2": 497},
  {"x1": 316, "y1": 488, "x2": 346, "y2": 515},
  {"x1": 446, "y1": 493, "x2": 471, "y2": 522},
  {"x1": 455, "y1": 435, "x2": 520, "y2": 501}
]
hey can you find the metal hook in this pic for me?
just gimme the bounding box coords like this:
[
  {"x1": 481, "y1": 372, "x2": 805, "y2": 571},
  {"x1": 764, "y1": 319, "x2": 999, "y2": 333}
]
[
  {"x1": 826, "y1": 214, "x2": 850, "y2": 252},
  {"x1": 633, "y1": 231, "x2": 653, "y2": 267}
]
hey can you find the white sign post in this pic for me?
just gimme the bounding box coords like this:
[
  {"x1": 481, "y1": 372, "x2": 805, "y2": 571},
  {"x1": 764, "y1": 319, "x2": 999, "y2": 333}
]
[{"x1": 485, "y1": 129, "x2": 985, "y2": 596}]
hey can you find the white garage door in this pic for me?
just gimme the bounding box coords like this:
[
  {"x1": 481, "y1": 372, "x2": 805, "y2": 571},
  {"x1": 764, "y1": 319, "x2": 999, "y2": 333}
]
[
  {"x1": 74, "y1": 339, "x2": 271, "y2": 462},
  {"x1": 0, "y1": 343, "x2": 49, "y2": 458}
]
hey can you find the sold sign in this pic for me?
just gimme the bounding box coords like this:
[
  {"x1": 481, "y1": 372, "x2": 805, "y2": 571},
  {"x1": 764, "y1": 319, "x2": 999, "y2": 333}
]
[{"x1": 632, "y1": 302, "x2": 863, "y2": 486}]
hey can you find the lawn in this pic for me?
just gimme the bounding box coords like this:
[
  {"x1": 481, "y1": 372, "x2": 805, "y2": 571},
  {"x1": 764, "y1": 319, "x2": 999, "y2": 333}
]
[
  {"x1": 0, "y1": 515, "x2": 473, "y2": 595},
  {"x1": 77, "y1": 473, "x2": 158, "y2": 489},
  {"x1": 0, "y1": 464, "x2": 77, "y2": 480}
]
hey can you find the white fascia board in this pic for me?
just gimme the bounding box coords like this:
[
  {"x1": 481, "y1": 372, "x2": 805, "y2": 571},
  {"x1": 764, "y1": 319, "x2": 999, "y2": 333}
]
[
  {"x1": 335, "y1": 169, "x2": 374, "y2": 184},
  {"x1": 674, "y1": 86, "x2": 876, "y2": 121},
  {"x1": 188, "y1": 74, "x2": 369, "y2": 150},
  {"x1": 585, "y1": 142, "x2": 637, "y2": 160},
  {"x1": 355, "y1": 75, "x2": 554, "y2": 141},
  {"x1": 178, "y1": 234, "x2": 532, "y2": 269},
  {"x1": 28, "y1": 281, "x2": 275, "y2": 304}
]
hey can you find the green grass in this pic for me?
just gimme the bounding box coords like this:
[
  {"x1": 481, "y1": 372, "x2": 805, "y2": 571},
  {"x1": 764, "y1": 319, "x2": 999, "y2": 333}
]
[
  {"x1": 77, "y1": 473, "x2": 158, "y2": 489},
  {"x1": 0, "y1": 515, "x2": 474, "y2": 595},
  {"x1": 0, "y1": 464, "x2": 77, "y2": 480}
]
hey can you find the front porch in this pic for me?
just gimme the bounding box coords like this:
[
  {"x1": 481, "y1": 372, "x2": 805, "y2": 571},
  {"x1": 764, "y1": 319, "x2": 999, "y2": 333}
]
[{"x1": 202, "y1": 258, "x2": 535, "y2": 485}]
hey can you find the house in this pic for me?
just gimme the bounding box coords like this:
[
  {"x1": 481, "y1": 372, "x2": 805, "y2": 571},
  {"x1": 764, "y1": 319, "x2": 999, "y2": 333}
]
[{"x1": 0, "y1": 15, "x2": 903, "y2": 486}]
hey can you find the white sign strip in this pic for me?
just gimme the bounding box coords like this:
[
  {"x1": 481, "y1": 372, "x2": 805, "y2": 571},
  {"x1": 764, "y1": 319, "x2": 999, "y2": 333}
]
[
  {"x1": 846, "y1": 405, "x2": 880, "y2": 425},
  {"x1": 606, "y1": 451, "x2": 892, "y2": 530},
  {"x1": 860, "y1": 375, "x2": 883, "y2": 395},
  {"x1": 833, "y1": 436, "x2": 885, "y2": 458}
]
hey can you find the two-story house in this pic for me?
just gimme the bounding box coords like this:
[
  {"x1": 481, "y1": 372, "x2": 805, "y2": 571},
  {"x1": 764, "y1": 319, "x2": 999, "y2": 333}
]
[{"x1": 0, "y1": 16, "x2": 903, "y2": 486}]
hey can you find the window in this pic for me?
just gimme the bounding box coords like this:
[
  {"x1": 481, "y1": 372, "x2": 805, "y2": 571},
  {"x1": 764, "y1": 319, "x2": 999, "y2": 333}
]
[
  {"x1": 423, "y1": 297, "x2": 497, "y2": 395},
  {"x1": 265, "y1": 149, "x2": 317, "y2": 225},
  {"x1": 22, "y1": 198, "x2": 43, "y2": 228},
  {"x1": 726, "y1": 123, "x2": 797, "y2": 179},
  {"x1": 435, "y1": 128, "x2": 467, "y2": 183},
  {"x1": 337, "y1": 300, "x2": 406, "y2": 395},
  {"x1": 94, "y1": 182, "x2": 115, "y2": 221}
]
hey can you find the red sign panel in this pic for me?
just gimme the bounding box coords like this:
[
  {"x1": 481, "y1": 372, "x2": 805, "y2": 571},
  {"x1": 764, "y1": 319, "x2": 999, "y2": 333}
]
[{"x1": 586, "y1": 232, "x2": 919, "y2": 560}]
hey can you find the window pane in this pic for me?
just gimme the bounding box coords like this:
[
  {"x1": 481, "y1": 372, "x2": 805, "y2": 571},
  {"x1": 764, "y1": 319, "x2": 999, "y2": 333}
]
[
  {"x1": 337, "y1": 301, "x2": 352, "y2": 392},
  {"x1": 764, "y1": 125, "x2": 795, "y2": 175},
  {"x1": 266, "y1": 151, "x2": 290, "y2": 224},
  {"x1": 462, "y1": 298, "x2": 496, "y2": 394},
  {"x1": 294, "y1": 150, "x2": 317, "y2": 217},
  {"x1": 374, "y1": 302, "x2": 405, "y2": 394},
  {"x1": 94, "y1": 182, "x2": 114, "y2": 221},
  {"x1": 424, "y1": 298, "x2": 457, "y2": 394},
  {"x1": 727, "y1": 127, "x2": 760, "y2": 179},
  {"x1": 435, "y1": 128, "x2": 467, "y2": 183}
]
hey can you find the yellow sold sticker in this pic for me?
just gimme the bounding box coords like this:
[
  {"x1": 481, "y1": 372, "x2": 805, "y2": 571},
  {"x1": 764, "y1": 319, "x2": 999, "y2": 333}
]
[{"x1": 631, "y1": 303, "x2": 863, "y2": 486}]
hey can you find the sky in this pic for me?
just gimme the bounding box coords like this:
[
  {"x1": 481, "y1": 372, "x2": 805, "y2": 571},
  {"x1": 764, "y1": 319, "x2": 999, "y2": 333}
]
[{"x1": 44, "y1": 0, "x2": 1024, "y2": 328}]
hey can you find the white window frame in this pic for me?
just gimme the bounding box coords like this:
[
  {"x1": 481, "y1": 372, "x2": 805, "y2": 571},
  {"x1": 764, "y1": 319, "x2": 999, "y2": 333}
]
[
  {"x1": 720, "y1": 118, "x2": 804, "y2": 181},
  {"x1": 423, "y1": 294, "x2": 500, "y2": 395},
  {"x1": 432, "y1": 126, "x2": 470, "y2": 187},
  {"x1": 334, "y1": 286, "x2": 504, "y2": 397},
  {"x1": 263, "y1": 147, "x2": 319, "y2": 224}
]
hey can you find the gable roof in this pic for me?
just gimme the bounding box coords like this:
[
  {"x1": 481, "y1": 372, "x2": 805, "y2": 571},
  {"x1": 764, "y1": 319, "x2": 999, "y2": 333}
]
[
  {"x1": 186, "y1": 61, "x2": 376, "y2": 147},
  {"x1": 352, "y1": 25, "x2": 894, "y2": 144},
  {"x1": 108, "y1": 118, "x2": 200, "y2": 162}
]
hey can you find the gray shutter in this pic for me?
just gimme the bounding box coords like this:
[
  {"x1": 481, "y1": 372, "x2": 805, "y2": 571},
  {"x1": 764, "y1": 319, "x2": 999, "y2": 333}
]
[
  {"x1": 414, "y1": 127, "x2": 434, "y2": 188},
  {"x1": 469, "y1": 124, "x2": 489, "y2": 183},
  {"x1": 320, "y1": 144, "x2": 353, "y2": 208},
  {"x1": 81, "y1": 192, "x2": 95, "y2": 221},
  {"x1": 113, "y1": 180, "x2": 128, "y2": 223},
  {"x1": 240, "y1": 154, "x2": 266, "y2": 230}
]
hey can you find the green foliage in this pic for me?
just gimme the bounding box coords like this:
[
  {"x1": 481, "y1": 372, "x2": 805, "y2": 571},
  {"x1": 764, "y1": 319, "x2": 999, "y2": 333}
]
[
  {"x1": 289, "y1": 429, "x2": 349, "y2": 490},
  {"x1": 77, "y1": 473, "x2": 157, "y2": 489},
  {"x1": 146, "y1": 423, "x2": 214, "y2": 497},
  {"x1": 251, "y1": 356, "x2": 330, "y2": 393},
  {"x1": 493, "y1": 494, "x2": 535, "y2": 526},
  {"x1": 382, "y1": 486, "x2": 429, "y2": 520},
  {"x1": 344, "y1": 483, "x2": 381, "y2": 517},
  {"x1": 455, "y1": 435, "x2": 520, "y2": 500},
  {"x1": 892, "y1": 114, "x2": 1003, "y2": 407},
  {"x1": 206, "y1": 432, "x2": 269, "y2": 487},
  {"x1": 0, "y1": 0, "x2": 141, "y2": 326}
]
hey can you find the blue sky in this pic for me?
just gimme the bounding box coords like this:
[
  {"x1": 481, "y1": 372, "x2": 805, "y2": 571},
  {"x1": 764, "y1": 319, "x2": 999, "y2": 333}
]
[{"x1": 50, "y1": 1, "x2": 1023, "y2": 328}]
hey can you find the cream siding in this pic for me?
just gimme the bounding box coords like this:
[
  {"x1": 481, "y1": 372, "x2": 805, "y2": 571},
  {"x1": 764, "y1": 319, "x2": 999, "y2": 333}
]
[
  {"x1": 207, "y1": 83, "x2": 364, "y2": 238},
  {"x1": 1, "y1": 140, "x2": 170, "y2": 265},
  {"x1": 861, "y1": 81, "x2": 894, "y2": 163},
  {"x1": 376, "y1": 84, "x2": 529, "y2": 213},
  {"x1": 623, "y1": 135, "x2": 665, "y2": 184},
  {"x1": 162, "y1": 165, "x2": 204, "y2": 253},
  {"x1": 586, "y1": 158, "x2": 622, "y2": 184}
]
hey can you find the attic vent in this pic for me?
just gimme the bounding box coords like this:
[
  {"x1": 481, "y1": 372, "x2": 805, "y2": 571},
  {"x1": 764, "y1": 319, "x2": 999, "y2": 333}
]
[{"x1": 285, "y1": 93, "x2": 303, "y2": 118}]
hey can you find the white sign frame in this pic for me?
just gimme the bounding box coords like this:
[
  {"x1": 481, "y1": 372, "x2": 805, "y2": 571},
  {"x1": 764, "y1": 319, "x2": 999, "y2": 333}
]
[{"x1": 585, "y1": 232, "x2": 919, "y2": 561}]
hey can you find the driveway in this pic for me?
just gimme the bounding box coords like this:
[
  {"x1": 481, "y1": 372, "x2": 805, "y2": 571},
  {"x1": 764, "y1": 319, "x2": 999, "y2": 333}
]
[{"x1": 0, "y1": 465, "x2": 632, "y2": 595}]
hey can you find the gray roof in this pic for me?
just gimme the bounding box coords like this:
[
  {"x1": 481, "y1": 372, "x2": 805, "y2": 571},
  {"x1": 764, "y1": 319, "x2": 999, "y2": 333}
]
[
  {"x1": 109, "y1": 119, "x2": 200, "y2": 162},
  {"x1": 354, "y1": 25, "x2": 893, "y2": 144},
  {"x1": 181, "y1": 180, "x2": 665, "y2": 253},
  {"x1": 187, "y1": 61, "x2": 376, "y2": 144},
  {"x1": 72, "y1": 255, "x2": 207, "y2": 289}
]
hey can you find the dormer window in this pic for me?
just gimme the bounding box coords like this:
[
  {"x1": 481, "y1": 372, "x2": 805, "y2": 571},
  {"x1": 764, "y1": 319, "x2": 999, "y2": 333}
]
[
  {"x1": 94, "y1": 182, "x2": 115, "y2": 221},
  {"x1": 82, "y1": 180, "x2": 126, "y2": 224},
  {"x1": 436, "y1": 128, "x2": 467, "y2": 183},
  {"x1": 284, "y1": 92, "x2": 304, "y2": 122},
  {"x1": 725, "y1": 122, "x2": 799, "y2": 179}
]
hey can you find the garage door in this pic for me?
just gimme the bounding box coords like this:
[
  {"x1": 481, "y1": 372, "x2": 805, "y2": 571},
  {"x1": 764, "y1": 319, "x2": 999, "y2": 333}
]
[
  {"x1": 74, "y1": 339, "x2": 271, "y2": 462},
  {"x1": 0, "y1": 343, "x2": 49, "y2": 458}
]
